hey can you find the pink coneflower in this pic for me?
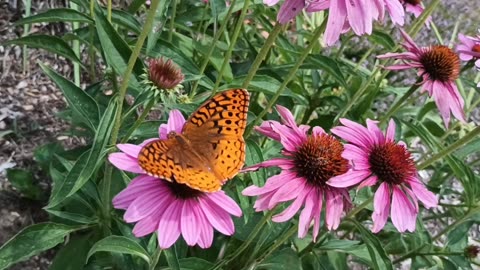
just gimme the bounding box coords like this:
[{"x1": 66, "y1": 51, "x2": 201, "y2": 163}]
[
  {"x1": 401, "y1": 0, "x2": 431, "y2": 28},
  {"x1": 457, "y1": 32, "x2": 480, "y2": 69},
  {"x1": 328, "y1": 118, "x2": 438, "y2": 233},
  {"x1": 377, "y1": 29, "x2": 465, "y2": 128},
  {"x1": 109, "y1": 110, "x2": 242, "y2": 249},
  {"x1": 264, "y1": 0, "x2": 405, "y2": 46},
  {"x1": 242, "y1": 105, "x2": 351, "y2": 240}
]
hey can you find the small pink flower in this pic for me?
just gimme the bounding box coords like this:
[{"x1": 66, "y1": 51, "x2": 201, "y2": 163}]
[
  {"x1": 328, "y1": 119, "x2": 438, "y2": 233},
  {"x1": 109, "y1": 110, "x2": 242, "y2": 249},
  {"x1": 242, "y1": 105, "x2": 351, "y2": 240},
  {"x1": 400, "y1": 0, "x2": 431, "y2": 28},
  {"x1": 378, "y1": 29, "x2": 465, "y2": 128},
  {"x1": 457, "y1": 32, "x2": 480, "y2": 69}
]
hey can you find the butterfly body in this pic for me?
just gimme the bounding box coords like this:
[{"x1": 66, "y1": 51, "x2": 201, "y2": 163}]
[{"x1": 138, "y1": 89, "x2": 250, "y2": 192}]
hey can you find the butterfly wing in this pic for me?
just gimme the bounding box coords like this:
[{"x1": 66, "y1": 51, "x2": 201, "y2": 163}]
[{"x1": 183, "y1": 89, "x2": 250, "y2": 187}]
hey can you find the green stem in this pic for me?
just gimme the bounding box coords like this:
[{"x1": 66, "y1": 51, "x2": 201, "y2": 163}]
[
  {"x1": 255, "y1": 225, "x2": 298, "y2": 263},
  {"x1": 22, "y1": 0, "x2": 31, "y2": 74},
  {"x1": 107, "y1": 0, "x2": 112, "y2": 22},
  {"x1": 190, "y1": 0, "x2": 237, "y2": 97},
  {"x1": 120, "y1": 99, "x2": 156, "y2": 143},
  {"x1": 380, "y1": 80, "x2": 421, "y2": 124},
  {"x1": 392, "y1": 206, "x2": 480, "y2": 264},
  {"x1": 101, "y1": 0, "x2": 162, "y2": 232},
  {"x1": 211, "y1": 210, "x2": 276, "y2": 270},
  {"x1": 211, "y1": 0, "x2": 251, "y2": 95},
  {"x1": 346, "y1": 197, "x2": 373, "y2": 219},
  {"x1": 245, "y1": 23, "x2": 326, "y2": 138},
  {"x1": 168, "y1": 0, "x2": 177, "y2": 42},
  {"x1": 149, "y1": 248, "x2": 162, "y2": 270},
  {"x1": 89, "y1": 0, "x2": 96, "y2": 82},
  {"x1": 417, "y1": 126, "x2": 480, "y2": 170},
  {"x1": 71, "y1": 1, "x2": 80, "y2": 86},
  {"x1": 241, "y1": 23, "x2": 284, "y2": 89}
]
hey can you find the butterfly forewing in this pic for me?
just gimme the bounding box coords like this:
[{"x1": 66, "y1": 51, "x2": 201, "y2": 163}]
[{"x1": 138, "y1": 89, "x2": 250, "y2": 193}]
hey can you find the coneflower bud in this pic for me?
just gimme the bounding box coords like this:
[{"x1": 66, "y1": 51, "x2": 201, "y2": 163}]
[{"x1": 147, "y1": 58, "x2": 185, "y2": 91}]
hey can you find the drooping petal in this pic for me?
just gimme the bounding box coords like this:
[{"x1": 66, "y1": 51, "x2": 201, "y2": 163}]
[
  {"x1": 157, "y1": 200, "x2": 182, "y2": 249},
  {"x1": 372, "y1": 182, "x2": 390, "y2": 233},
  {"x1": 268, "y1": 178, "x2": 306, "y2": 208},
  {"x1": 277, "y1": 0, "x2": 305, "y2": 24},
  {"x1": 199, "y1": 196, "x2": 236, "y2": 235},
  {"x1": 132, "y1": 208, "x2": 163, "y2": 237},
  {"x1": 207, "y1": 191, "x2": 243, "y2": 217},
  {"x1": 272, "y1": 186, "x2": 312, "y2": 222},
  {"x1": 346, "y1": 0, "x2": 372, "y2": 35},
  {"x1": 112, "y1": 175, "x2": 159, "y2": 209},
  {"x1": 311, "y1": 190, "x2": 323, "y2": 241},
  {"x1": 181, "y1": 200, "x2": 200, "y2": 246},
  {"x1": 357, "y1": 175, "x2": 379, "y2": 190},
  {"x1": 242, "y1": 171, "x2": 297, "y2": 196},
  {"x1": 408, "y1": 178, "x2": 438, "y2": 208},
  {"x1": 124, "y1": 187, "x2": 171, "y2": 222},
  {"x1": 325, "y1": 189, "x2": 344, "y2": 230},
  {"x1": 324, "y1": 0, "x2": 347, "y2": 46},
  {"x1": 391, "y1": 186, "x2": 417, "y2": 233},
  {"x1": 195, "y1": 206, "x2": 214, "y2": 249},
  {"x1": 298, "y1": 189, "x2": 315, "y2": 238}
]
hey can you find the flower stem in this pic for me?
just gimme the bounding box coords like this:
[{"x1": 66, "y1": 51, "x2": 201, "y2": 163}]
[
  {"x1": 211, "y1": 0, "x2": 251, "y2": 95},
  {"x1": 241, "y1": 23, "x2": 284, "y2": 89},
  {"x1": 245, "y1": 22, "x2": 326, "y2": 138},
  {"x1": 417, "y1": 126, "x2": 480, "y2": 170},
  {"x1": 168, "y1": 0, "x2": 178, "y2": 42},
  {"x1": 190, "y1": 0, "x2": 237, "y2": 97},
  {"x1": 380, "y1": 80, "x2": 421, "y2": 125},
  {"x1": 254, "y1": 225, "x2": 298, "y2": 263},
  {"x1": 120, "y1": 98, "x2": 156, "y2": 143},
  {"x1": 101, "y1": 0, "x2": 162, "y2": 232},
  {"x1": 211, "y1": 210, "x2": 275, "y2": 270},
  {"x1": 149, "y1": 247, "x2": 162, "y2": 270},
  {"x1": 346, "y1": 197, "x2": 373, "y2": 219}
]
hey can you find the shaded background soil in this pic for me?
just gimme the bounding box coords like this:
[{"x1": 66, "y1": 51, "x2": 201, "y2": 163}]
[{"x1": 0, "y1": 0, "x2": 479, "y2": 269}]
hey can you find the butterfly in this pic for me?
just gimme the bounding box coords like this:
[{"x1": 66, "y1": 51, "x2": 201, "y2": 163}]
[{"x1": 138, "y1": 89, "x2": 250, "y2": 192}]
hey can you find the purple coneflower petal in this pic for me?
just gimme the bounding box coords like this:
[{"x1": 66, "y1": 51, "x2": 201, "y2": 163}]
[
  {"x1": 199, "y1": 196, "x2": 235, "y2": 235},
  {"x1": 132, "y1": 209, "x2": 162, "y2": 237},
  {"x1": 157, "y1": 200, "x2": 182, "y2": 249},
  {"x1": 372, "y1": 182, "x2": 390, "y2": 233},
  {"x1": 242, "y1": 158, "x2": 294, "y2": 172},
  {"x1": 268, "y1": 178, "x2": 306, "y2": 208},
  {"x1": 181, "y1": 200, "x2": 200, "y2": 245},
  {"x1": 197, "y1": 208, "x2": 214, "y2": 248},
  {"x1": 358, "y1": 175, "x2": 378, "y2": 189},
  {"x1": 327, "y1": 170, "x2": 370, "y2": 188},
  {"x1": 117, "y1": 144, "x2": 142, "y2": 158},
  {"x1": 366, "y1": 119, "x2": 385, "y2": 145},
  {"x1": 272, "y1": 186, "x2": 311, "y2": 222},
  {"x1": 408, "y1": 179, "x2": 438, "y2": 208},
  {"x1": 385, "y1": 0, "x2": 404, "y2": 25},
  {"x1": 255, "y1": 122, "x2": 280, "y2": 141},
  {"x1": 347, "y1": 0, "x2": 372, "y2": 35},
  {"x1": 207, "y1": 192, "x2": 242, "y2": 217},
  {"x1": 385, "y1": 119, "x2": 396, "y2": 141},
  {"x1": 242, "y1": 171, "x2": 296, "y2": 196},
  {"x1": 324, "y1": 0, "x2": 347, "y2": 46},
  {"x1": 108, "y1": 153, "x2": 144, "y2": 174},
  {"x1": 391, "y1": 186, "x2": 417, "y2": 232},
  {"x1": 253, "y1": 192, "x2": 275, "y2": 211},
  {"x1": 325, "y1": 189, "x2": 344, "y2": 230},
  {"x1": 298, "y1": 189, "x2": 315, "y2": 238},
  {"x1": 124, "y1": 187, "x2": 170, "y2": 222},
  {"x1": 311, "y1": 190, "x2": 322, "y2": 241},
  {"x1": 277, "y1": 0, "x2": 304, "y2": 24},
  {"x1": 112, "y1": 175, "x2": 158, "y2": 209}
]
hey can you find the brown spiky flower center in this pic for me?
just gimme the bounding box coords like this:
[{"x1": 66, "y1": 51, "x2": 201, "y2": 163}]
[
  {"x1": 148, "y1": 58, "x2": 185, "y2": 90},
  {"x1": 404, "y1": 0, "x2": 421, "y2": 5},
  {"x1": 472, "y1": 44, "x2": 480, "y2": 53},
  {"x1": 293, "y1": 134, "x2": 348, "y2": 187},
  {"x1": 368, "y1": 142, "x2": 416, "y2": 185},
  {"x1": 166, "y1": 181, "x2": 204, "y2": 199},
  {"x1": 419, "y1": 45, "x2": 460, "y2": 82}
]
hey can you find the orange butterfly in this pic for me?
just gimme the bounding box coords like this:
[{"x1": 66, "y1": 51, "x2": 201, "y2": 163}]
[{"x1": 138, "y1": 89, "x2": 250, "y2": 192}]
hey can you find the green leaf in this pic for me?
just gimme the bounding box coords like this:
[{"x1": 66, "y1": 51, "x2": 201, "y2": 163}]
[
  {"x1": 15, "y1": 8, "x2": 94, "y2": 25},
  {"x1": 0, "y1": 223, "x2": 79, "y2": 269},
  {"x1": 87, "y1": 236, "x2": 151, "y2": 265},
  {"x1": 304, "y1": 54, "x2": 347, "y2": 87},
  {"x1": 40, "y1": 63, "x2": 100, "y2": 130},
  {"x1": 245, "y1": 139, "x2": 265, "y2": 187},
  {"x1": 111, "y1": 9, "x2": 142, "y2": 34},
  {"x1": 47, "y1": 100, "x2": 117, "y2": 208},
  {"x1": 164, "y1": 246, "x2": 180, "y2": 270},
  {"x1": 257, "y1": 248, "x2": 302, "y2": 270},
  {"x1": 368, "y1": 30, "x2": 395, "y2": 50},
  {"x1": 350, "y1": 219, "x2": 393, "y2": 270},
  {"x1": 5, "y1": 35, "x2": 83, "y2": 65},
  {"x1": 50, "y1": 235, "x2": 92, "y2": 270},
  {"x1": 178, "y1": 257, "x2": 213, "y2": 270},
  {"x1": 94, "y1": 6, "x2": 144, "y2": 89},
  {"x1": 6, "y1": 168, "x2": 43, "y2": 200},
  {"x1": 45, "y1": 209, "x2": 97, "y2": 224}
]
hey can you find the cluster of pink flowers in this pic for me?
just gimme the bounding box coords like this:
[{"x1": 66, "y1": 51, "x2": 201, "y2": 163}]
[{"x1": 109, "y1": 106, "x2": 438, "y2": 249}]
